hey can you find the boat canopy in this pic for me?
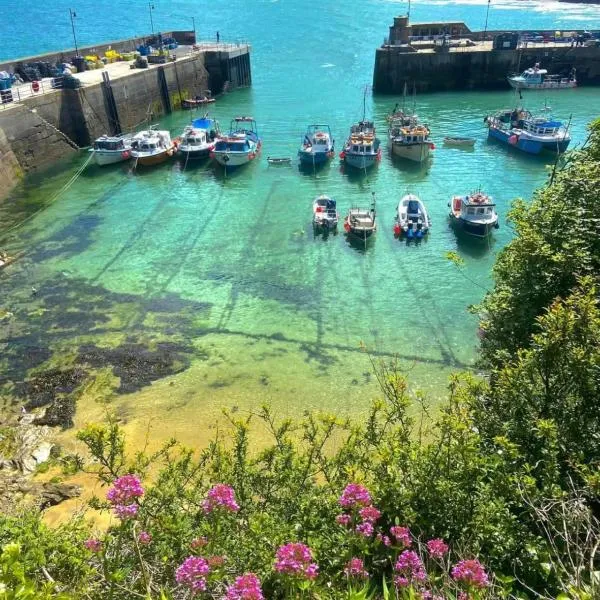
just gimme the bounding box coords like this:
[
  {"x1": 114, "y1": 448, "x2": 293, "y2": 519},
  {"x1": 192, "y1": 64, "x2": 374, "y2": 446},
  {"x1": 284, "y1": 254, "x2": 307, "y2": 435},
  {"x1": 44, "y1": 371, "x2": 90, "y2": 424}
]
[{"x1": 192, "y1": 117, "x2": 214, "y2": 129}]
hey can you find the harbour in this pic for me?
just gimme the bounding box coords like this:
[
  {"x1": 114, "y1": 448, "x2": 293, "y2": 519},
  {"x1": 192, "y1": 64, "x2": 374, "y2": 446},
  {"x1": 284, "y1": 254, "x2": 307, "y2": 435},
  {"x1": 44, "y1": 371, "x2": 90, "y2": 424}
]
[{"x1": 1, "y1": 0, "x2": 600, "y2": 482}]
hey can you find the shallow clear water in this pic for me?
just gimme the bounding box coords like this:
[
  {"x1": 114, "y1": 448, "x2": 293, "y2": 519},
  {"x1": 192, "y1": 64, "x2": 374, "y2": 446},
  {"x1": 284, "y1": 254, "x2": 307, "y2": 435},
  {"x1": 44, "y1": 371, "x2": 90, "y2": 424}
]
[{"x1": 1, "y1": 0, "x2": 600, "y2": 451}]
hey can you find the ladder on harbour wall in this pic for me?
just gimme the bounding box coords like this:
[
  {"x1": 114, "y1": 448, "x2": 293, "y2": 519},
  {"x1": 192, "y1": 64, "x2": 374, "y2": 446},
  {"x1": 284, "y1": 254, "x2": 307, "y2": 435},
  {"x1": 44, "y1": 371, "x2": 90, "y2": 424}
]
[
  {"x1": 101, "y1": 71, "x2": 122, "y2": 136},
  {"x1": 157, "y1": 67, "x2": 172, "y2": 114}
]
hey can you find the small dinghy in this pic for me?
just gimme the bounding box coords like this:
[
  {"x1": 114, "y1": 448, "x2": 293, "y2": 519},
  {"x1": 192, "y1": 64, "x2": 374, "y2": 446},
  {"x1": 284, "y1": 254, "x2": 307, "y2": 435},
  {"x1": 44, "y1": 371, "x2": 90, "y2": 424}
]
[
  {"x1": 267, "y1": 157, "x2": 292, "y2": 165},
  {"x1": 181, "y1": 94, "x2": 216, "y2": 109},
  {"x1": 343, "y1": 192, "x2": 377, "y2": 242},
  {"x1": 443, "y1": 136, "x2": 476, "y2": 147},
  {"x1": 394, "y1": 194, "x2": 431, "y2": 239},
  {"x1": 312, "y1": 195, "x2": 339, "y2": 231}
]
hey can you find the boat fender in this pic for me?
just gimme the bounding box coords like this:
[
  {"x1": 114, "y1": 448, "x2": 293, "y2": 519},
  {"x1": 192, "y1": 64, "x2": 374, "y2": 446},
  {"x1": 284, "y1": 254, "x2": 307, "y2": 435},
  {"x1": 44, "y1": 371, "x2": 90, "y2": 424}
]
[
  {"x1": 339, "y1": 151, "x2": 346, "y2": 159},
  {"x1": 393, "y1": 224, "x2": 401, "y2": 236},
  {"x1": 121, "y1": 150, "x2": 130, "y2": 159},
  {"x1": 344, "y1": 221, "x2": 351, "y2": 232}
]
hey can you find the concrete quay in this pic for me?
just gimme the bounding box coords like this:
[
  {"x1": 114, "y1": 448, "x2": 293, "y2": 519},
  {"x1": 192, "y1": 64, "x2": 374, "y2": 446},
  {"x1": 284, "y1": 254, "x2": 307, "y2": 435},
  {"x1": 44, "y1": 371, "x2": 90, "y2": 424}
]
[
  {"x1": 373, "y1": 17, "x2": 600, "y2": 94},
  {"x1": 0, "y1": 35, "x2": 252, "y2": 202}
]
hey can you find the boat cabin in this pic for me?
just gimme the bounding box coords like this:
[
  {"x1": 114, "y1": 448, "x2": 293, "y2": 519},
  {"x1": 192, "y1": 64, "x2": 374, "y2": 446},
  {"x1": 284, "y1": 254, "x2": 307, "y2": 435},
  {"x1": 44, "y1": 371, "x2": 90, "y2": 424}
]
[
  {"x1": 183, "y1": 129, "x2": 210, "y2": 147},
  {"x1": 214, "y1": 137, "x2": 251, "y2": 152},
  {"x1": 518, "y1": 67, "x2": 548, "y2": 84},
  {"x1": 452, "y1": 194, "x2": 496, "y2": 219},
  {"x1": 393, "y1": 126, "x2": 430, "y2": 144},
  {"x1": 350, "y1": 140, "x2": 374, "y2": 154},
  {"x1": 94, "y1": 136, "x2": 129, "y2": 151},
  {"x1": 521, "y1": 119, "x2": 563, "y2": 136},
  {"x1": 315, "y1": 197, "x2": 337, "y2": 215},
  {"x1": 311, "y1": 132, "x2": 330, "y2": 146}
]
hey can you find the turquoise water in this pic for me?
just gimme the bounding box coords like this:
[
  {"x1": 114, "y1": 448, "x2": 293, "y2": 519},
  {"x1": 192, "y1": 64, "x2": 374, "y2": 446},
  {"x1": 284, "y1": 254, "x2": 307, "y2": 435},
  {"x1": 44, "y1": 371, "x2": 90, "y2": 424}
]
[{"x1": 1, "y1": 0, "x2": 600, "y2": 447}]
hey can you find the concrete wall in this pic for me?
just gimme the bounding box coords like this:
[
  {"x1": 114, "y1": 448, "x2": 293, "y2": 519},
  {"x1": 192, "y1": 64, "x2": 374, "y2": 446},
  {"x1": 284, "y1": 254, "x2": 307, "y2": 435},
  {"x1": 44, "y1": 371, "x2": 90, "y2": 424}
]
[
  {"x1": 373, "y1": 44, "x2": 600, "y2": 93},
  {"x1": 0, "y1": 128, "x2": 23, "y2": 203}
]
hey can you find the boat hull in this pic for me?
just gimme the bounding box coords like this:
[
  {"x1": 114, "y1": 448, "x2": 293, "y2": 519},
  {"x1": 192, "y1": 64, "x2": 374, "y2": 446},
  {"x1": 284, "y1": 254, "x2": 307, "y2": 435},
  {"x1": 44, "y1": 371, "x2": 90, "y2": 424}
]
[
  {"x1": 133, "y1": 146, "x2": 176, "y2": 166},
  {"x1": 449, "y1": 214, "x2": 498, "y2": 238},
  {"x1": 212, "y1": 146, "x2": 259, "y2": 167},
  {"x1": 178, "y1": 146, "x2": 213, "y2": 160},
  {"x1": 298, "y1": 150, "x2": 331, "y2": 165},
  {"x1": 182, "y1": 98, "x2": 216, "y2": 109},
  {"x1": 344, "y1": 151, "x2": 380, "y2": 170},
  {"x1": 507, "y1": 79, "x2": 577, "y2": 90},
  {"x1": 488, "y1": 127, "x2": 570, "y2": 154},
  {"x1": 391, "y1": 142, "x2": 431, "y2": 162},
  {"x1": 91, "y1": 149, "x2": 132, "y2": 166}
]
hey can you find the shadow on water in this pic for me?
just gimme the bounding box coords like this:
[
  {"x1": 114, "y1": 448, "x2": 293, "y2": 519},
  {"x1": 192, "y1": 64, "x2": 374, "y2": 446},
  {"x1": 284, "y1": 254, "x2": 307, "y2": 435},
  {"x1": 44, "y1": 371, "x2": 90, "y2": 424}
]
[
  {"x1": 311, "y1": 224, "x2": 339, "y2": 241},
  {"x1": 451, "y1": 227, "x2": 497, "y2": 259},
  {"x1": 298, "y1": 159, "x2": 333, "y2": 178},
  {"x1": 344, "y1": 232, "x2": 376, "y2": 254},
  {"x1": 485, "y1": 136, "x2": 557, "y2": 165},
  {"x1": 388, "y1": 154, "x2": 433, "y2": 181},
  {"x1": 339, "y1": 162, "x2": 380, "y2": 185}
]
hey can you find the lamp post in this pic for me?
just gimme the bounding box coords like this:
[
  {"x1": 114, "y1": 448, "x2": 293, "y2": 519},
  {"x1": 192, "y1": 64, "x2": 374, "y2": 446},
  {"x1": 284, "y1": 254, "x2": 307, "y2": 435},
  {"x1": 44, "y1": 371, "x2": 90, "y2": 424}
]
[
  {"x1": 483, "y1": 0, "x2": 492, "y2": 39},
  {"x1": 69, "y1": 9, "x2": 79, "y2": 56},
  {"x1": 192, "y1": 16, "x2": 196, "y2": 43},
  {"x1": 407, "y1": 0, "x2": 412, "y2": 20},
  {"x1": 149, "y1": 3, "x2": 155, "y2": 36}
]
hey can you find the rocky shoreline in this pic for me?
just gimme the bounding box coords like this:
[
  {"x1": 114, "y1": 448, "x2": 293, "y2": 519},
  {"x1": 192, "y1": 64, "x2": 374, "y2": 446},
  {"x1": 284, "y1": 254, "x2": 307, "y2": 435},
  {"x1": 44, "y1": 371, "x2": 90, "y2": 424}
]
[{"x1": 0, "y1": 408, "x2": 81, "y2": 513}]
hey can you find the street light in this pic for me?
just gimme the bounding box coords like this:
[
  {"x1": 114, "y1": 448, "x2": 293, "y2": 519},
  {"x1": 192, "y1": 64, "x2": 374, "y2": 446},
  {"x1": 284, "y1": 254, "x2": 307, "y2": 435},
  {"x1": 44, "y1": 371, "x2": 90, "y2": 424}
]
[
  {"x1": 192, "y1": 16, "x2": 196, "y2": 42},
  {"x1": 149, "y1": 3, "x2": 155, "y2": 36},
  {"x1": 69, "y1": 9, "x2": 79, "y2": 56},
  {"x1": 484, "y1": 0, "x2": 492, "y2": 38}
]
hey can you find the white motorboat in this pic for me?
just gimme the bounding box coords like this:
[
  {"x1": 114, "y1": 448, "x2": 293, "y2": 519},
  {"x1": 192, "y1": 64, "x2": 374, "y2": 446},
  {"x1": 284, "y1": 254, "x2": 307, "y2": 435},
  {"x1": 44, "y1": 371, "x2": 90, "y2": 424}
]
[
  {"x1": 343, "y1": 193, "x2": 377, "y2": 241},
  {"x1": 211, "y1": 117, "x2": 261, "y2": 168},
  {"x1": 130, "y1": 129, "x2": 177, "y2": 167},
  {"x1": 449, "y1": 190, "x2": 499, "y2": 238},
  {"x1": 177, "y1": 117, "x2": 219, "y2": 160},
  {"x1": 312, "y1": 195, "x2": 339, "y2": 230},
  {"x1": 393, "y1": 194, "x2": 431, "y2": 239},
  {"x1": 507, "y1": 64, "x2": 576, "y2": 90},
  {"x1": 90, "y1": 134, "x2": 133, "y2": 166}
]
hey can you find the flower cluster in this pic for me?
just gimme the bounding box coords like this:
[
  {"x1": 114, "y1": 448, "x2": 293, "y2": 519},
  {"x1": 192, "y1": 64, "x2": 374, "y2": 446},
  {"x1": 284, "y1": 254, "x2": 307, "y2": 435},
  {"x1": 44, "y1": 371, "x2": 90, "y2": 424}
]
[
  {"x1": 451, "y1": 559, "x2": 489, "y2": 589},
  {"x1": 274, "y1": 543, "x2": 318, "y2": 580},
  {"x1": 337, "y1": 484, "x2": 381, "y2": 538},
  {"x1": 225, "y1": 573, "x2": 264, "y2": 600},
  {"x1": 106, "y1": 474, "x2": 144, "y2": 521},
  {"x1": 427, "y1": 538, "x2": 448, "y2": 559},
  {"x1": 344, "y1": 557, "x2": 369, "y2": 580},
  {"x1": 190, "y1": 536, "x2": 208, "y2": 550},
  {"x1": 338, "y1": 484, "x2": 372, "y2": 509},
  {"x1": 176, "y1": 556, "x2": 211, "y2": 593},
  {"x1": 84, "y1": 538, "x2": 102, "y2": 553},
  {"x1": 390, "y1": 526, "x2": 412, "y2": 548},
  {"x1": 394, "y1": 550, "x2": 427, "y2": 588},
  {"x1": 203, "y1": 484, "x2": 240, "y2": 515},
  {"x1": 138, "y1": 531, "x2": 152, "y2": 545}
]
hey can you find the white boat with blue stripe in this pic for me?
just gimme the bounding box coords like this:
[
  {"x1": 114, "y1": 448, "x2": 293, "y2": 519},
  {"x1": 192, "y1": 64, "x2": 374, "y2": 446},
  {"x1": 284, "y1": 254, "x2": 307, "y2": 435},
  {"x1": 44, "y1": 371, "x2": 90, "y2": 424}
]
[
  {"x1": 298, "y1": 125, "x2": 334, "y2": 166},
  {"x1": 211, "y1": 117, "x2": 261, "y2": 168}
]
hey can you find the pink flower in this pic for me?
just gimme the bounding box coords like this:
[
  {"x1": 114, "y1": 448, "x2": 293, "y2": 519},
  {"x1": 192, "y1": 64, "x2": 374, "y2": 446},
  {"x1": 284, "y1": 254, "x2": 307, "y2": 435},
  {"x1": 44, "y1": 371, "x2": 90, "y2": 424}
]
[
  {"x1": 106, "y1": 474, "x2": 144, "y2": 505},
  {"x1": 376, "y1": 533, "x2": 392, "y2": 546},
  {"x1": 356, "y1": 522, "x2": 374, "y2": 537},
  {"x1": 225, "y1": 573, "x2": 264, "y2": 600},
  {"x1": 451, "y1": 559, "x2": 489, "y2": 589},
  {"x1": 394, "y1": 550, "x2": 426, "y2": 586},
  {"x1": 339, "y1": 484, "x2": 371, "y2": 509},
  {"x1": 359, "y1": 505, "x2": 381, "y2": 523},
  {"x1": 427, "y1": 538, "x2": 449, "y2": 559},
  {"x1": 336, "y1": 514, "x2": 352, "y2": 527},
  {"x1": 176, "y1": 556, "x2": 211, "y2": 593},
  {"x1": 390, "y1": 526, "x2": 412, "y2": 547},
  {"x1": 114, "y1": 503, "x2": 139, "y2": 520},
  {"x1": 191, "y1": 536, "x2": 208, "y2": 549},
  {"x1": 138, "y1": 531, "x2": 152, "y2": 545},
  {"x1": 344, "y1": 557, "x2": 369, "y2": 579},
  {"x1": 84, "y1": 538, "x2": 102, "y2": 553},
  {"x1": 208, "y1": 555, "x2": 226, "y2": 568},
  {"x1": 274, "y1": 543, "x2": 318, "y2": 580},
  {"x1": 203, "y1": 484, "x2": 240, "y2": 514}
]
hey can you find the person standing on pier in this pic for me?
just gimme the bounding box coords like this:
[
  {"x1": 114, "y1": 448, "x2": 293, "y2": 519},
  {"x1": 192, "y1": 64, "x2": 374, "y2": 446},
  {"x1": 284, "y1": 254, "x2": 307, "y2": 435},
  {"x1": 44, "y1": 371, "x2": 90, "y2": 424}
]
[{"x1": 216, "y1": 31, "x2": 220, "y2": 43}]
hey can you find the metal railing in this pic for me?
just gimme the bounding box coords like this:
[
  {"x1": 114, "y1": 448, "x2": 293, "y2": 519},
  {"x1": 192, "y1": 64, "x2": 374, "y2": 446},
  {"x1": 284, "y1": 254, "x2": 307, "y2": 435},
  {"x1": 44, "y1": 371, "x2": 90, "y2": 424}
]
[{"x1": 0, "y1": 77, "x2": 65, "y2": 109}]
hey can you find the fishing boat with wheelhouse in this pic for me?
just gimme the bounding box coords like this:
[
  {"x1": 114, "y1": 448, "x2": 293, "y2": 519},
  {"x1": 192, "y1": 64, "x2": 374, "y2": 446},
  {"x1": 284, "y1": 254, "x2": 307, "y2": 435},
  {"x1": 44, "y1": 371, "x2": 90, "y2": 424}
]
[
  {"x1": 177, "y1": 117, "x2": 219, "y2": 160},
  {"x1": 312, "y1": 195, "x2": 339, "y2": 231},
  {"x1": 298, "y1": 125, "x2": 335, "y2": 166},
  {"x1": 90, "y1": 134, "x2": 133, "y2": 166},
  {"x1": 130, "y1": 129, "x2": 177, "y2": 167},
  {"x1": 485, "y1": 108, "x2": 571, "y2": 155},
  {"x1": 448, "y1": 190, "x2": 499, "y2": 238},
  {"x1": 341, "y1": 121, "x2": 381, "y2": 170},
  {"x1": 389, "y1": 121, "x2": 433, "y2": 163},
  {"x1": 211, "y1": 117, "x2": 261, "y2": 168},
  {"x1": 393, "y1": 194, "x2": 431, "y2": 239},
  {"x1": 507, "y1": 64, "x2": 576, "y2": 90}
]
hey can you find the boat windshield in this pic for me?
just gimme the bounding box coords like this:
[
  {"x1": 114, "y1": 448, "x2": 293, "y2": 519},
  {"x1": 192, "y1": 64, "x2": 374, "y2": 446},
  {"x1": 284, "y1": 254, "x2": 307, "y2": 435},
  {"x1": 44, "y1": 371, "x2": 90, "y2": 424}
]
[
  {"x1": 407, "y1": 200, "x2": 420, "y2": 214},
  {"x1": 95, "y1": 140, "x2": 124, "y2": 151},
  {"x1": 215, "y1": 140, "x2": 248, "y2": 152}
]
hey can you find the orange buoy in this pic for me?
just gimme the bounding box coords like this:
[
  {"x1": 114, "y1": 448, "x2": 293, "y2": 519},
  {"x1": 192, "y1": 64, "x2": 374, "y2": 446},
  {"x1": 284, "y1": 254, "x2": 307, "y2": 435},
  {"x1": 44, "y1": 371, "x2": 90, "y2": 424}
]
[
  {"x1": 339, "y1": 151, "x2": 346, "y2": 159},
  {"x1": 393, "y1": 224, "x2": 401, "y2": 236}
]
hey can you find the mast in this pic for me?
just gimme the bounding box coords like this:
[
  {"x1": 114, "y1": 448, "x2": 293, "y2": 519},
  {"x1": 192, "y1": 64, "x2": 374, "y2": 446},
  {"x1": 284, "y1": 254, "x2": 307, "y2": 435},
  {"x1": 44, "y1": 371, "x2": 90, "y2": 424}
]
[
  {"x1": 402, "y1": 81, "x2": 407, "y2": 112},
  {"x1": 362, "y1": 85, "x2": 367, "y2": 122}
]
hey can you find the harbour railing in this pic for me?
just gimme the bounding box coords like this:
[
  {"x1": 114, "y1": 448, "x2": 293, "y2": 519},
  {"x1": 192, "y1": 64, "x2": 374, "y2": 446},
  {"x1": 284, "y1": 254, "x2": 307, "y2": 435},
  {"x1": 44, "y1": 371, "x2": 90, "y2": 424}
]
[{"x1": 0, "y1": 77, "x2": 65, "y2": 110}]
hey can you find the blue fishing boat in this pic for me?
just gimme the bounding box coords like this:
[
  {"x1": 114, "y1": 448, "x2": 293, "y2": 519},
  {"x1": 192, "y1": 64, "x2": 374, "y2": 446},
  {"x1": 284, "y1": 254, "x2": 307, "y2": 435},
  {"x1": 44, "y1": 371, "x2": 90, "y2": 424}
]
[
  {"x1": 485, "y1": 108, "x2": 571, "y2": 155},
  {"x1": 211, "y1": 117, "x2": 261, "y2": 167},
  {"x1": 177, "y1": 116, "x2": 220, "y2": 160},
  {"x1": 298, "y1": 125, "x2": 335, "y2": 166}
]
